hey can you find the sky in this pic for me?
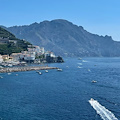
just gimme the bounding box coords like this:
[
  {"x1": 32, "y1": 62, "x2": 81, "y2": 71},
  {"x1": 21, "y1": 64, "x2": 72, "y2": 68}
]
[{"x1": 0, "y1": 0, "x2": 120, "y2": 41}]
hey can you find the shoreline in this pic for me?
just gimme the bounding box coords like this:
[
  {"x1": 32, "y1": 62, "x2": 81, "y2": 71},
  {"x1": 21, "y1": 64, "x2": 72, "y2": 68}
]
[{"x1": 0, "y1": 66, "x2": 58, "y2": 73}]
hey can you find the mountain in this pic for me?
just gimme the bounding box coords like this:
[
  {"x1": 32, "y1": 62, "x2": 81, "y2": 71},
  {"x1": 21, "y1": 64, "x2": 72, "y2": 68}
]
[
  {"x1": 4, "y1": 19, "x2": 120, "y2": 57},
  {"x1": 0, "y1": 27, "x2": 31, "y2": 55}
]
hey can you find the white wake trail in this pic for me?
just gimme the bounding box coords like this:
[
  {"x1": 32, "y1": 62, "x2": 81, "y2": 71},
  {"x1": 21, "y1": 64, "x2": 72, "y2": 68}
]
[{"x1": 89, "y1": 98, "x2": 118, "y2": 120}]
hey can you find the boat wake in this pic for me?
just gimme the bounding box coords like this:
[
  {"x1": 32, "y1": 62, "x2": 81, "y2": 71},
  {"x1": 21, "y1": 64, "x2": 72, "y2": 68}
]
[{"x1": 89, "y1": 98, "x2": 118, "y2": 120}]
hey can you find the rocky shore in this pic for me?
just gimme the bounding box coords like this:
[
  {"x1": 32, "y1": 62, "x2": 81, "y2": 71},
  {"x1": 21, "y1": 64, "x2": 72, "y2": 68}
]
[{"x1": 0, "y1": 66, "x2": 58, "y2": 73}]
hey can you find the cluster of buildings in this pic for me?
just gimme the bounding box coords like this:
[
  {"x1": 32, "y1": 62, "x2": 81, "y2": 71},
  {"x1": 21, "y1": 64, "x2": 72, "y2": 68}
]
[{"x1": 0, "y1": 45, "x2": 56, "y2": 64}]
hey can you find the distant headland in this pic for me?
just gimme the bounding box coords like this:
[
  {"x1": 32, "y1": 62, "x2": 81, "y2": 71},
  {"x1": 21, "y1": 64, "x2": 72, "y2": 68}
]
[{"x1": 2, "y1": 19, "x2": 120, "y2": 57}]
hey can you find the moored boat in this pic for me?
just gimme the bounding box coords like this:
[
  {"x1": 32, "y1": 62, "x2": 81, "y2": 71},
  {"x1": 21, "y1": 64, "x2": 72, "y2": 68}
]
[
  {"x1": 38, "y1": 72, "x2": 42, "y2": 75},
  {"x1": 57, "y1": 68, "x2": 62, "y2": 71},
  {"x1": 45, "y1": 70, "x2": 48, "y2": 73},
  {"x1": 91, "y1": 80, "x2": 97, "y2": 83}
]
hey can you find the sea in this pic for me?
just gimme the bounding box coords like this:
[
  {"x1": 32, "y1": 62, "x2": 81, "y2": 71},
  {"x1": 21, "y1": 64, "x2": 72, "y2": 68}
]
[{"x1": 0, "y1": 57, "x2": 120, "y2": 120}]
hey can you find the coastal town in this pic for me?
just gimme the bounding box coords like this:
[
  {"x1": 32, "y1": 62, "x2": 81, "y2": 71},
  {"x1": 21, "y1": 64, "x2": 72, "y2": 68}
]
[
  {"x1": 0, "y1": 28, "x2": 64, "y2": 73},
  {"x1": 0, "y1": 44, "x2": 64, "y2": 73},
  {"x1": 0, "y1": 45, "x2": 64, "y2": 67}
]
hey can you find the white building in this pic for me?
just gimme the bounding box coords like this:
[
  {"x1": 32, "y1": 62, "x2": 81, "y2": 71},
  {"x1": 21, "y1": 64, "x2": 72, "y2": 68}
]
[
  {"x1": 10, "y1": 53, "x2": 21, "y2": 61},
  {"x1": 34, "y1": 46, "x2": 41, "y2": 53},
  {"x1": 24, "y1": 54, "x2": 35, "y2": 61},
  {"x1": 27, "y1": 46, "x2": 45, "y2": 55},
  {"x1": 19, "y1": 51, "x2": 35, "y2": 61},
  {"x1": 50, "y1": 52, "x2": 55, "y2": 57},
  {"x1": 45, "y1": 51, "x2": 55, "y2": 58}
]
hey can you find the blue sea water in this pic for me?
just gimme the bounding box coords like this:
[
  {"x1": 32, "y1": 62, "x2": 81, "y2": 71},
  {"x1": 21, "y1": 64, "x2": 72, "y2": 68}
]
[{"x1": 0, "y1": 58, "x2": 120, "y2": 120}]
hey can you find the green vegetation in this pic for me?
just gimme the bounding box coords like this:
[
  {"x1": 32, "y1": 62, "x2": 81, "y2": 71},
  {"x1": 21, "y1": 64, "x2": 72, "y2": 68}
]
[
  {"x1": 0, "y1": 27, "x2": 31, "y2": 55},
  {"x1": 0, "y1": 27, "x2": 17, "y2": 39},
  {"x1": 0, "y1": 41, "x2": 30, "y2": 55}
]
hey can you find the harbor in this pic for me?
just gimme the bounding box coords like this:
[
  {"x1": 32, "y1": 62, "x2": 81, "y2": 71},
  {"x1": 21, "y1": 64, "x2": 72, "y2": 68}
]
[{"x1": 0, "y1": 66, "x2": 58, "y2": 73}]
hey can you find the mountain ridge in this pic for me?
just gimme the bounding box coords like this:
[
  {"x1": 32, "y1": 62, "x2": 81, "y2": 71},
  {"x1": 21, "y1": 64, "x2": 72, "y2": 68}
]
[{"x1": 3, "y1": 19, "x2": 120, "y2": 57}]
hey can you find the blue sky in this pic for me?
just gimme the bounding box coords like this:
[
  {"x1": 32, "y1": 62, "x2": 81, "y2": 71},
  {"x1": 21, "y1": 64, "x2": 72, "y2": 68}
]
[{"x1": 0, "y1": 0, "x2": 120, "y2": 41}]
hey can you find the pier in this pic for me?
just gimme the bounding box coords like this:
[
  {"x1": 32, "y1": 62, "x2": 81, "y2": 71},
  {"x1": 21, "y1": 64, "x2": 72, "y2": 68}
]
[{"x1": 0, "y1": 66, "x2": 58, "y2": 73}]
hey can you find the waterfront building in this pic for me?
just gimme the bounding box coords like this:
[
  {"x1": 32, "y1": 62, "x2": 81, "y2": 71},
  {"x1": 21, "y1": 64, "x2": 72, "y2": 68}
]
[
  {"x1": 45, "y1": 51, "x2": 55, "y2": 58},
  {"x1": 50, "y1": 52, "x2": 55, "y2": 57},
  {"x1": 28, "y1": 46, "x2": 45, "y2": 55},
  {"x1": 24, "y1": 54, "x2": 35, "y2": 61},
  {"x1": 19, "y1": 51, "x2": 35, "y2": 62}
]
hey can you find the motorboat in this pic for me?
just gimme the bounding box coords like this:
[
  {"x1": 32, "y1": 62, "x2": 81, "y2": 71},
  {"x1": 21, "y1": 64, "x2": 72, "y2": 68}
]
[
  {"x1": 90, "y1": 98, "x2": 94, "y2": 101},
  {"x1": 91, "y1": 80, "x2": 97, "y2": 83},
  {"x1": 38, "y1": 72, "x2": 42, "y2": 75},
  {"x1": 57, "y1": 68, "x2": 62, "y2": 71},
  {"x1": 8, "y1": 73, "x2": 11, "y2": 75},
  {"x1": 45, "y1": 70, "x2": 48, "y2": 73},
  {"x1": 82, "y1": 60, "x2": 87, "y2": 62},
  {"x1": 77, "y1": 66, "x2": 82, "y2": 68},
  {"x1": 78, "y1": 57, "x2": 82, "y2": 60}
]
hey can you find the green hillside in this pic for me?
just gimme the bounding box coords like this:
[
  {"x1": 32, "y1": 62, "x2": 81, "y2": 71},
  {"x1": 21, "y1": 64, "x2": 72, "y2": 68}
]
[
  {"x1": 0, "y1": 27, "x2": 31, "y2": 55},
  {"x1": 0, "y1": 27, "x2": 17, "y2": 39}
]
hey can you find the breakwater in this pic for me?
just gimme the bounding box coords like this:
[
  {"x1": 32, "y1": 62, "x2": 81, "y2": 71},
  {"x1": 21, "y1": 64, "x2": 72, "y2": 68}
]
[{"x1": 0, "y1": 66, "x2": 58, "y2": 73}]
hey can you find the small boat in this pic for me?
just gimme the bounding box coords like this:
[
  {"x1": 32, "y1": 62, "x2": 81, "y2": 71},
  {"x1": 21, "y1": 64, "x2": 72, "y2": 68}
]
[
  {"x1": 8, "y1": 73, "x2": 11, "y2": 75},
  {"x1": 82, "y1": 60, "x2": 87, "y2": 62},
  {"x1": 45, "y1": 70, "x2": 48, "y2": 73},
  {"x1": 77, "y1": 66, "x2": 82, "y2": 68},
  {"x1": 77, "y1": 63, "x2": 82, "y2": 65},
  {"x1": 78, "y1": 57, "x2": 82, "y2": 60},
  {"x1": 16, "y1": 74, "x2": 18, "y2": 76},
  {"x1": 38, "y1": 72, "x2": 42, "y2": 75},
  {"x1": 57, "y1": 68, "x2": 62, "y2": 71},
  {"x1": 91, "y1": 80, "x2": 97, "y2": 83}
]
